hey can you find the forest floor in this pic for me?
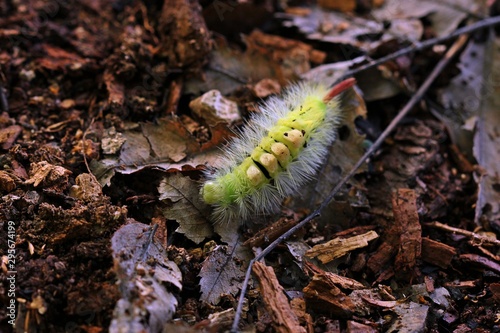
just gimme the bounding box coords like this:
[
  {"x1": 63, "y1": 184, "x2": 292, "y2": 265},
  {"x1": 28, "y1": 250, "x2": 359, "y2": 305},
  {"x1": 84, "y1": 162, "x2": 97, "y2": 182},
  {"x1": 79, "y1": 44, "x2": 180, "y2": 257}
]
[{"x1": 0, "y1": 0, "x2": 499, "y2": 332}]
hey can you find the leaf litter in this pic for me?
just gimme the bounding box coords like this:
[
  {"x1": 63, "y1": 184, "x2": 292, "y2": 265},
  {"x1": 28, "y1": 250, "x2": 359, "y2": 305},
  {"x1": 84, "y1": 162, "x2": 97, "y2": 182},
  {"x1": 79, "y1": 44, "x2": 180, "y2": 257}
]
[{"x1": 1, "y1": 0, "x2": 500, "y2": 332}]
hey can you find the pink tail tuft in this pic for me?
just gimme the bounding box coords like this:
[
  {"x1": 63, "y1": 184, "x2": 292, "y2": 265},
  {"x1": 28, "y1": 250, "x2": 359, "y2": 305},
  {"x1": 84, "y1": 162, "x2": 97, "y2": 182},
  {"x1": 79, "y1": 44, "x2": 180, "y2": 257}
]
[{"x1": 323, "y1": 78, "x2": 356, "y2": 102}]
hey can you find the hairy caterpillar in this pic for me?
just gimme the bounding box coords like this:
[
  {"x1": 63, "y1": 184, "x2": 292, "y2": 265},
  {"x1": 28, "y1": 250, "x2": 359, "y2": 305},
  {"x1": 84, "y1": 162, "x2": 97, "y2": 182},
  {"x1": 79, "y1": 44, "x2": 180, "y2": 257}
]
[{"x1": 201, "y1": 78, "x2": 356, "y2": 224}]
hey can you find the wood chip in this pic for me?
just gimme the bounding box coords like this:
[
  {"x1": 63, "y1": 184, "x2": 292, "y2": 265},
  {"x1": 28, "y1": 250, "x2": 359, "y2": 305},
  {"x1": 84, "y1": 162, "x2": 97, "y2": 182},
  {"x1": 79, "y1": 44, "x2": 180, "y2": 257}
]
[
  {"x1": 304, "y1": 262, "x2": 365, "y2": 290},
  {"x1": 459, "y1": 254, "x2": 500, "y2": 275},
  {"x1": 305, "y1": 230, "x2": 379, "y2": 264},
  {"x1": 244, "y1": 213, "x2": 301, "y2": 248},
  {"x1": 103, "y1": 70, "x2": 125, "y2": 106},
  {"x1": 392, "y1": 189, "x2": 421, "y2": 280},
  {"x1": 449, "y1": 144, "x2": 475, "y2": 173},
  {"x1": 421, "y1": 237, "x2": 456, "y2": 268},
  {"x1": 244, "y1": 30, "x2": 326, "y2": 74},
  {"x1": 366, "y1": 242, "x2": 397, "y2": 277},
  {"x1": 157, "y1": 0, "x2": 212, "y2": 69},
  {"x1": 347, "y1": 320, "x2": 378, "y2": 333},
  {"x1": 252, "y1": 261, "x2": 306, "y2": 333},
  {"x1": 0, "y1": 170, "x2": 16, "y2": 192},
  {"x1": 318, "y1": 0, "x2": 356, "y2": 12},
  {"x1": 303, "y1": 271, "x2": 356, "y2": 318},
  {"x1": 443, "y1": 280, "x2": 479, "y2": 289},
  {"x1": 0, "y1": 124, "x2": 22, "y2": 149},
  {"x1": 489, "y1": 283, "x2": 500, "y2": 303},
  {"x1": 290, "y1": 298, "x2": 314, "y2": 333}
]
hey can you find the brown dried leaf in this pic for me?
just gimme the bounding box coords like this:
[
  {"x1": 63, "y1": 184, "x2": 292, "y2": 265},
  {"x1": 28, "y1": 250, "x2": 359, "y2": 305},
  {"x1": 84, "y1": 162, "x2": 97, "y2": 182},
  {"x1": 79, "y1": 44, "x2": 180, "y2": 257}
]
[
  {"x1": 158, "y1": 174, "x2": 213, "y2": 244},
  {"x1": 472, "y1": 35, "x2": 500, "y2": 229},
  {"x1": 185, "y1": 40, "x2": 297, "y2": 96},
  {"x1": 372, "y1": 0, "x2": 476, "y2": 37},
  {"x1": 142, "y1": 119, "x2": 197, "y2": 162},
  {"x1": 91, "y1": 118, "x2": 229, "y2": 183}
]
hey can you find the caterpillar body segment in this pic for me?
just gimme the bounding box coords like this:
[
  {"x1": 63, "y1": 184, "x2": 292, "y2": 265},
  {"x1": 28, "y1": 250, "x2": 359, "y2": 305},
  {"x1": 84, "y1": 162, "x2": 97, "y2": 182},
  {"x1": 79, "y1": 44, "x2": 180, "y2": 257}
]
[{"x1": 201, "y1": 78, "x2": 356, "y2": 224}]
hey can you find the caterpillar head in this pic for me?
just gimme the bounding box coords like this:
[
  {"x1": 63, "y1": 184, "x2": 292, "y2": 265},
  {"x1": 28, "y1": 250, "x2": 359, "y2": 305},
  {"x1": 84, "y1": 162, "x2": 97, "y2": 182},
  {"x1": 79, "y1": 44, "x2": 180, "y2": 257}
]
[{"x1": 201, "y1": 181, "x2": 224, "y2": 205}]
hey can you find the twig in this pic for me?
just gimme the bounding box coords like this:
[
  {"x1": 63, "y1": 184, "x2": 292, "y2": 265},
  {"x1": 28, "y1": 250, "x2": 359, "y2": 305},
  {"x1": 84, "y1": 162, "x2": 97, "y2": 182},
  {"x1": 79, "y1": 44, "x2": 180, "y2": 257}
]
[
  {"x1": 231, "y1": 28, "x2": 472, "y2": 333},
  {"x1": 82, "y1": 117, "x2": 100, "y2": 185},
  {"x1": 0, "y1": 82, "x2": 8, "y2": 112},
  {"x1": 424, "y1": 221, "x2": 500, "y2": 246},
  {"x1": 340, "y1": 16, "x2": 500, "y2": 81},
  {"x1": 141, "y1": 223, "x2": 159, "y2": 262}
]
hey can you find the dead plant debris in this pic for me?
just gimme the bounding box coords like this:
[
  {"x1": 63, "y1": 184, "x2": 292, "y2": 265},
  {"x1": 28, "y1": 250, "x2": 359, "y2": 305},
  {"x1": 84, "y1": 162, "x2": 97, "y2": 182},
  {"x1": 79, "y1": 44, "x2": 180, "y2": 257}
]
[{"x1": 0, "y1": 0, "x2": 499, "y2": 333}]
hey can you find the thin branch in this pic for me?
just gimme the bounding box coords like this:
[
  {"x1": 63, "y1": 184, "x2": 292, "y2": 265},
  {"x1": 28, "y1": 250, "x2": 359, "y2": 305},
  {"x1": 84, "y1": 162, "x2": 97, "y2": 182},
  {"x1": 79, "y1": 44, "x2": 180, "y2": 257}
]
[
  {"x1": 340, "y1": 16, "x2": 500, "y2": 81},
  {"x1": 231, "y1": 27, "x2": 473, "y2": 333},
  {"x1": 424, "y1": 221, "x2": 500, "y2": 246}
]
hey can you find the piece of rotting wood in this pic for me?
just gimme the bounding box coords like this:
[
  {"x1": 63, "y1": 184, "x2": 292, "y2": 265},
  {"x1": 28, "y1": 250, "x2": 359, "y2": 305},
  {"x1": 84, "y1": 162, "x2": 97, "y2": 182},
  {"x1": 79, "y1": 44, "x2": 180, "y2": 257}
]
[
  {"x1": 252, "y1": 261, "x2": 306, "y2": 333},
  {"x1": 305, "y1": 230, "x2": 379, "y2": 264}
]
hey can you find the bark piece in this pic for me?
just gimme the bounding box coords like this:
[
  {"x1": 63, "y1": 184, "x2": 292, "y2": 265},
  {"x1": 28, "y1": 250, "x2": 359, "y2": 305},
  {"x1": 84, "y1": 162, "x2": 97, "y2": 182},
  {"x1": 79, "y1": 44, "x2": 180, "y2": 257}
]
[
  {"x1": 158, "y1": 0, "x2": 212, "y2": 70},
  {"x1": 449, "y1": 144, "x2": 474, "y2": 173},
  {"x1": 103, "y1": 70, "x2": 125, "y2": 106},
  {"x1": 367, "y1": 241, "x2": 397, "y2": 277},
  {"x1": 0, "y1": 124, "x2": 22, "y2": 149},
  {"x1": 0, "y1": 170, "x2": 16, "y2": 192},
  {"x1": 244, "y1": 29, "x2": 326, "y2": 77},
  {"x1": 244, "y1": 213, "x2": 301, "y2": 248},
  {"x1": 304, "y1": 262, "x2": 365, "y2": 290},
  {"x1": 459, "y1": 254, "x2": 500, "y2": 275},
  {"x1": 347, "y1": 320, "x2": 378, "y2": 333},
  {"x1": 305, "y1": 230, "x2": 379, "y2": 264},
  {"x1": 392, "y1": 189, "x2": 422, "y2": 280},
  {"x1": 253, "y1": 261, "x2": 306, "y2": 333},
  {"x1": 189, "y1": 89, "x2": 241, "y2": 126},
  {"x1": 489, "y1": 283, "x2": 500, "y2": 303},
  {"x1": 26, "y1": 161, "x2": 72, "y2": 191},
  {"x1": 290, "y1": 298, "x2": 314, "y2": 333},
  {"x1": 303, "y1": 271, "x2": 356, "y2": 318},
  {"x1": 421, "y1": 237, "x2": 456, "y2": 268},
  {"x1": 318, "y1": 0, "x2": 356, "y2": 12}
]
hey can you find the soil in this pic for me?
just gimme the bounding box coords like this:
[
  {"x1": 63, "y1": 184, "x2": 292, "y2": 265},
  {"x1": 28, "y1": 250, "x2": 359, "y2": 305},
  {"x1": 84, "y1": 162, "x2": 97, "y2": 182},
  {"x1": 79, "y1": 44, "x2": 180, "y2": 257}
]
[{"x1": 0, "y1": 1, "x2": 499, "y2": 333}]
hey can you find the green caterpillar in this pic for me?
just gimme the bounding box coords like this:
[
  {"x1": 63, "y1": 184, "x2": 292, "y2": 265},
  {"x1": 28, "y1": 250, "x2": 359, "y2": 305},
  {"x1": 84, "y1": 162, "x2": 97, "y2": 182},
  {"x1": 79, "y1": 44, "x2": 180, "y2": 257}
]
[{"x1": 201, "y1": 78, "x2": 356, "y2": 224}]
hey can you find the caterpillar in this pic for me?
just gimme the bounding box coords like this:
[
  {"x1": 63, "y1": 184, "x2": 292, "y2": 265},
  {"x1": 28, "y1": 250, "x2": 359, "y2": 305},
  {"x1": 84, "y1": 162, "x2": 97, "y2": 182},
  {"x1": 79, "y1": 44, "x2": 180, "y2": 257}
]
[{"x1": 201, "y1": 78, "x2": 356, "y2": 224}]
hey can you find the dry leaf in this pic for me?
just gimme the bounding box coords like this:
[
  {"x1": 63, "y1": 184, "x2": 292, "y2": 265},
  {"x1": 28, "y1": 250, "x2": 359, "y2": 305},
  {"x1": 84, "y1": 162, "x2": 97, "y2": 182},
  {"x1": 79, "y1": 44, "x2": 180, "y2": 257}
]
[
  {"x1": 158, "y1": 174, "x2": 213, "y2": 244},
  {"x1": 110, "y1": 222, "x2": 182, "y2": 333}
]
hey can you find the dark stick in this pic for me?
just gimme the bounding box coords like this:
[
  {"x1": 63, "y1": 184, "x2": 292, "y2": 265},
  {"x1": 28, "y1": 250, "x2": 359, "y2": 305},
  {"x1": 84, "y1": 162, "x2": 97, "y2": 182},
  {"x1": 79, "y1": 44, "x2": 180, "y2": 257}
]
[
  {"x1": 230, "y1": 28, "x2": 473, "y2": 333},
  {"x1": 340, "y1": 16, "x2": 500, "y2": 81}
]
